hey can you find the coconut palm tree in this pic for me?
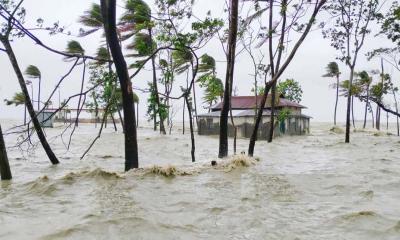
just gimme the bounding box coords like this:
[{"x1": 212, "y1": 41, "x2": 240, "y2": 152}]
[
  {"x1": 323, "y1": 62, "x2": 341, "y2": 125},
  {"x1": 65, "y1": 40, "x2": 85, "y2": 127},
  {"x1": 355, "y1": 71, "x2": 373, "y2": 129},
  {"x1": 24, "y1": 65, "x2": 41, "y2": 111},
  {"x1": 4, "y1": 92, "x2": 26, "y2": 124},
  {"x1": 197, "y1": 54, "x2": 223, "y2": 109},
  {"x1": 120, "y1": 0, "x2": 167, "y2": 134},
  {"x1": 78, "y1": 3, "x2": 104, "y2": 36}
]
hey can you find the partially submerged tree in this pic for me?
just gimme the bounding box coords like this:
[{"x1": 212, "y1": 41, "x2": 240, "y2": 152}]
[
  {"x1": 100, "y1": 0, "x2": 138, "y2": 170},
  {"x1": 323, "y1": 62, "x2": 341, "y2": 125},
  {"x1": 0, "y1": 124, "x2": 12, "y2": 180},
  {"x1": 0, "y1": 1, "x2": 59, "y2": 165},
  {"x1": 219, "y1": 0, "x2": 239, "y2": 158},
  {"x1": 248, "y1": 0, "x2": 327, "y2": 156},
  {"x1": 322, "y1": 0, "x2": 379, "y2": 142}
]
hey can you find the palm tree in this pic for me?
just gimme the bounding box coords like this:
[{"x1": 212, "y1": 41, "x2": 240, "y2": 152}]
[
  {"x1": 24, "y1": 65, "x2": 41, "y2": 111},
  {"x1": 323, "y1": 62, "x2": 341, "y2": 125},
  {"x1": 355, "y1": 71, "x2": 372, "y2": 128},
  {"x1": 120, "y1": 0, "x2": 167, "y2": 134},
  {"x1": 197, "y1": 54, "x2": 223, "y2": 109},
  {"x1": 4, "y1": 92, "x2": 26, "y2": 124},
  {"x1": 78, "y1": 3, "x2": 104, "y2": 36},
  {"x1": 65, "y1": 40, "x2": 85, "y2": 127}
]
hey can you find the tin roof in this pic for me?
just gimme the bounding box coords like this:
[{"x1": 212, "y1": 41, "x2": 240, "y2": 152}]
[
  {"x1": 210, "y1": 96, "x2": 306, "y2": 111},
  {"x1": 197, "y1": 110, "x2": 312, "y2": 118}
]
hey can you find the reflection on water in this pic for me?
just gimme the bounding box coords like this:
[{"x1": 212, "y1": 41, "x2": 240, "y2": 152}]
[{"x1": 1, "y1": 121, "x2": 400, "y2": 239}]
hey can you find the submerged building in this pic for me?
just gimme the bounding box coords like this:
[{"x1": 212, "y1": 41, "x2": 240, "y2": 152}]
[{"x1": 197, "y1": 96, "x2": 310, "y2": 139}]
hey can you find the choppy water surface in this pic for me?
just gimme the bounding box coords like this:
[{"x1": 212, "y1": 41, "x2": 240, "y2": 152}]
[{"x1": 1, "y1": 121, "x2": 400, "y2": 240}]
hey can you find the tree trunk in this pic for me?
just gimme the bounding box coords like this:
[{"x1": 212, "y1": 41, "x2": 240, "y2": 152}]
[
  {"x1": 248, "y1": 83, "x2": 272, "y2": 156},
  {"x1": 118, "y1": 109, "x2": 124, "y2": 132},
  {"x1": 334, "y1": 75, "x2": 339, "y2": 125},
  {"x1": 345, "y1": 68, "x2": 354, "y2": 143},
  {"x1": 363, "y1": 86, "x2": 369, "y2": 129},
  {"x1": 371, "y1": 103, "x2": 375, "y2": 129},
  {"x1": 192, "y1": 81, "x2": 199, "y2": 128},
  {"x1": 38, "y1": 76, "x2": 41, "y2": 111},
  {"x1": 0, "y1": 124, "x2": 12, "y2": 180},
  {"x1": 111, "y1": 113, "x2": 117, "y2": 131},
  {"x1": 101, "y1": 0, "x2": 138, "y2": 170},
  {"x1": 185, "y1": 94, "x2": 195, "y2": 162},
  {"x1": 182, "y1": 98, "x2": 185, "y2": 135},
  {"x1": 268, "y1": 83, "x2": 276, "y2": 142},
  {"x1": 1, "y1": 38, "x2": 59, "y2": 165},
  {"x1": 393, "y1": 89, "x2": 399, "y2": 136},
  {"x1": 24, "y1": 105, "x2": 27, "y2": 125},
  {"x1": 218, "y1": 0, "x2": 239, "y2": 158},
  {"x1": 149, "y1": 29, "x2": 165, "y2": 134},
  {"x1": 376, "y1": 105, "x2": 380, "y2": 130},
  {"x1": 136, "y1": 103, "x2": 139, "y2": 128},
  {"x1": 351, "y1": 95, "x2": 355, "y2": 128}
]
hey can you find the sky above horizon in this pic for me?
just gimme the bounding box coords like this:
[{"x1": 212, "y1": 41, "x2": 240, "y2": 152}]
[{"x1": 1, "y1": 0, "x2": 399, "y2": 126}]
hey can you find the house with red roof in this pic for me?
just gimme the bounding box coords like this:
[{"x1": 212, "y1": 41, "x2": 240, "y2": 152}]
[{"x1": 197, "y1": 95, "x2": 310, "y2": 139}]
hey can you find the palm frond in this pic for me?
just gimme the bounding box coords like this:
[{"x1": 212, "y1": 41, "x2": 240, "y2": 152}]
[
  {"x1": 78, "y1": 3, "x2": 103, "y2": 28},
  {"x1": 65, "y1": 40, "x2": 85, "y2": 55},
  {"x1": 24, "y1": 65, "x2": 41, "y2": 78}
]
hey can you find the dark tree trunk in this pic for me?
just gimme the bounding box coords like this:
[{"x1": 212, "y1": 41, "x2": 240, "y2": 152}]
[
  {"x1": 101, "y1": 0, "x2": 138, "y2": 170},
  {"x1": 0, "y1": 124, "x2": 12, "y2": 180},
  {"x1": 111, "y1": 113, "x2": 117, "y2": 131},
  {"x1": 248, "y1": 83, "x2": 272, "y2": 156},
  {"x1": 185, "y1": 95, "x2": 195, "y2": 163},
  {"x1": 24, "y1": 105, "x2": 27, "y2": 125},
  {"x1": 149, "y1": 29, "x2": 165, "y2": 135},
  {"x1": 268, "y1": 83, "x2": 276, "y2": 142},
  {"x1": 345, "y1": 68, "x2": 354, "y2": 143},
  {"x1": 218, "y1": 0, "x2": 239, "y2": 158},
  {"x1": 1, "y1": 38, "x2": 59, "y2": 165},
  {"x1": 334, "y1": 75, "x2": 339, "y2": 125}
]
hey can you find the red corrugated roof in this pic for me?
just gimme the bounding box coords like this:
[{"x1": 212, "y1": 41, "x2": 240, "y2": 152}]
[{"x1": 211, "y1": 96, "x2": 306, "y2": 111}]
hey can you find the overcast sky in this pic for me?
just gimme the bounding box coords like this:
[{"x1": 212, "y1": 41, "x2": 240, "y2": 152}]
[{"x1": 0, "y1": 0, "x2": 398, "y2": 125}]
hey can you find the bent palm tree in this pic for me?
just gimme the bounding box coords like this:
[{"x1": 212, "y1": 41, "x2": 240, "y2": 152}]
[
  {"x1": 4, "y1": 92, "x2": 26, "y2": 124},
  {"x1": 24, "y1": 65, "x2": 41, "y2": 111},
  {"x1": 121, "y1": 0, "x2": 167, "y2": 134},
  {"x1": 323, "y1": 62, "x2": 341, "y2": 125}
]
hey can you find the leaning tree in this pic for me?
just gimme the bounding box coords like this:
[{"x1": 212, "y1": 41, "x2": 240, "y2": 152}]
[
  {"x1": 248, "y1": 0, "x2": 327, "y2": 156},
  {"x1": 323, "y1": 62, "x2": 341, "y2": 125},
  {"x1": 322, "y1": 0, "x2": 379, "y2": 142}
]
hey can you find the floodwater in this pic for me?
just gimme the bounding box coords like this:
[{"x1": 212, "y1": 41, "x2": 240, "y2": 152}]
[{"x1": 1, "y1": 121, "x2": 400, "y2": 240}]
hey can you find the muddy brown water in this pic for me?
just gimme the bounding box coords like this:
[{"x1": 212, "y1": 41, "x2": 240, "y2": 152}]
[{"x1": 1, "y1": 121, "x2": 400, "y2": 240}]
